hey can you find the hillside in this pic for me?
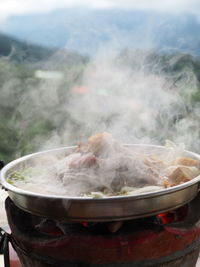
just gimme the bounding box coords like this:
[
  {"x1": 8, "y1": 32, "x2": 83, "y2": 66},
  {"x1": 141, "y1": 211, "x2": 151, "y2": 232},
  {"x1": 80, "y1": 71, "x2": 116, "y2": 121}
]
[{"x1": 0, "y1": 33, "x2": 56, "y2": 62}]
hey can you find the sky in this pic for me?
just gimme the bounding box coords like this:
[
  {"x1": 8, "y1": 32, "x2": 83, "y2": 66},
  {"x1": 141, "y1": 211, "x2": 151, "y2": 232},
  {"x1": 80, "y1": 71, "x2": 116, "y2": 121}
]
[{"x1": 0, "y1": 0, "x2": 200, "y2": 21}]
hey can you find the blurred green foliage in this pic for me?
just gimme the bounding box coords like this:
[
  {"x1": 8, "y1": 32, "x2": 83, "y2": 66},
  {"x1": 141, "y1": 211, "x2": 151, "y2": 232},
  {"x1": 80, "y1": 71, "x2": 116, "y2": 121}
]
[
  {"x1": 0, "y1": 34, "x2": 200, "y2": 163},
  {"x1": 0, "y1": 34, "x2": 88, "y2": 162}
]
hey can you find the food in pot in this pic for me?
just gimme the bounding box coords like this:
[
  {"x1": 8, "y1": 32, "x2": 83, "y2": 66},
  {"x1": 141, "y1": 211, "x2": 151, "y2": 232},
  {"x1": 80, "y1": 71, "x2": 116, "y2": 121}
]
[{"x1": 8, "y1": 133, "x2": 200, "y2": 198}]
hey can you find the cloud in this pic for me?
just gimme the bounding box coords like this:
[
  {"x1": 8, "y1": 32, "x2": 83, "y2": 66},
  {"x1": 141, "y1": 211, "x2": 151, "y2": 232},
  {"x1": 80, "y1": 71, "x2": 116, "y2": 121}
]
[{"x1": 0, "y1": 0, "x2": 200, "y2": 22}]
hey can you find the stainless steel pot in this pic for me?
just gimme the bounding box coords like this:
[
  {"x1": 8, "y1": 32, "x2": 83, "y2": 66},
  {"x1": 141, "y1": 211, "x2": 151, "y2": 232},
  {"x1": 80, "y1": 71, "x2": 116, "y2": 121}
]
[{"x1": 1, "y1": 145, "x2": 200, "y2": 222}]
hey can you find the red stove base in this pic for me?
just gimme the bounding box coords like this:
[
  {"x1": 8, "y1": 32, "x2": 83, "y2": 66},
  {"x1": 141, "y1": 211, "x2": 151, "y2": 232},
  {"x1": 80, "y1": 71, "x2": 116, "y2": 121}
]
[
  {"x1": 5, "y1": 196, "x2": 200, "y2": 267},
  {"x1": 12, "y1": 239, "x2": 200, "y2": 267}
]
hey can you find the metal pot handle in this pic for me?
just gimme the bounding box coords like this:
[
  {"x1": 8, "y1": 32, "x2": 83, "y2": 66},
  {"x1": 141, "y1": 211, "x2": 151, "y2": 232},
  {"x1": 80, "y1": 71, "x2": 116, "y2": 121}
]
[
  {"x1": 0, "y1": 160, "x2": 5, "y2": 170},
  {"x1": 0, "y1": 227, "x2": 10, "y2": 267},
  {"x1": 0, "y1": 161, "x2": 10, "y2": 267},
  {"x1": 0, "y1": 160, "x2": 5, "y2": 190}
]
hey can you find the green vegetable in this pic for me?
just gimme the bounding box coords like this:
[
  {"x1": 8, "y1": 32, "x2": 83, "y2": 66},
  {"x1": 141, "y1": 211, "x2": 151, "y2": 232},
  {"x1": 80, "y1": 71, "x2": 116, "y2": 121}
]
[{"x1": 8, "y1": 171, "x2": 25, "y2": 185}]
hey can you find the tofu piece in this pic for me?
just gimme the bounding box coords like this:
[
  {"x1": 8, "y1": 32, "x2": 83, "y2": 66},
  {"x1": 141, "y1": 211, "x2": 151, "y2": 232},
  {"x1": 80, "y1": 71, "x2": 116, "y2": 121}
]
[
  {"x1": 163, "y1": 165, "x2": 200, "y2": 187},
  {"x1": 173, "y1": 157, "x2": 200, "y2": 167}
]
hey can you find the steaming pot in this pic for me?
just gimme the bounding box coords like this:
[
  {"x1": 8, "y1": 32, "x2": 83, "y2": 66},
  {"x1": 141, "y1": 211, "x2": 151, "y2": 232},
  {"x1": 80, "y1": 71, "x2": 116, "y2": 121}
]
[{"x1": 1, "y1": 145, "x2": 200, "y2": 222}]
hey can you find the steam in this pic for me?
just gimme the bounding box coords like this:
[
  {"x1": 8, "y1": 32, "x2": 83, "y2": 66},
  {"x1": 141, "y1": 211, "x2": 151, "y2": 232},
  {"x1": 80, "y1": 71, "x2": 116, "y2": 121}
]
[
  {"x1": 31, "y1": 49, "x2": 199, "y2": 153},
  {"x1": 10, "y1": 132, "x2": 200, "y2": 197},
  {"x1": 2, "y1": 44, "x2": 200, "y2": 157},
  {"x1": 3, "y1": 45, "x2": 200, "y2": 197}
]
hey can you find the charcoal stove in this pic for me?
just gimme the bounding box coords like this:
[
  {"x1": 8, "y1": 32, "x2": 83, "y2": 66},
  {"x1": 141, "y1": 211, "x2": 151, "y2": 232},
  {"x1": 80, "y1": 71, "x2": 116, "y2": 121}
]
[
  {"x1": 1, "y1": 144, "x2": 200, "y2": 267},
  {"x1": 2, "y1": 194, "x2": 200, "y2": 267}
]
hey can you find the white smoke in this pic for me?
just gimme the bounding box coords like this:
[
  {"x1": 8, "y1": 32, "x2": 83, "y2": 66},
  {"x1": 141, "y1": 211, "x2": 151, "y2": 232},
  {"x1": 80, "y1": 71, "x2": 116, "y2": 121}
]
[
  {"x1": 4, "y1": 46, "x2": 200, "y2": 197},
  {"x1": 3, "y1": 42, "x2": 199, "y2": 156},
  {"x1": 35, "y1": 49, "x2": 199, "y2": 151}
]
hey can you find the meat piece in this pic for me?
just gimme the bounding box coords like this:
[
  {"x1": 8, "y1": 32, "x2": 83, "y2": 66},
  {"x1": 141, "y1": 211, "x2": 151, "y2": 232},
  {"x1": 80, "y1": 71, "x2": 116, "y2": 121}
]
[
  {"x1": 88, "y1": 132, "x2": 122, "y2": 157},
  {"x1": 76, "y1": 142, "x2": 89, "y2": 153},
  {"x1": 76, "y1": 132, "x2": 120, "y2": 158},
  {"x1": 69, "y1": 153, "x2": 98, "y2": 169},
  {"x1": 109, "y1": 156, "x2": 161, "y2": 191}
]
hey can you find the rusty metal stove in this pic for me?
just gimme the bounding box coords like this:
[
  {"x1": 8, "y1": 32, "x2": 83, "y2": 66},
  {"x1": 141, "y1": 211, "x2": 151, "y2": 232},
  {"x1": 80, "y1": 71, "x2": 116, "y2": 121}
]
[{"x1": 2, "y1": 193, "x2": 200, "y2": 267}]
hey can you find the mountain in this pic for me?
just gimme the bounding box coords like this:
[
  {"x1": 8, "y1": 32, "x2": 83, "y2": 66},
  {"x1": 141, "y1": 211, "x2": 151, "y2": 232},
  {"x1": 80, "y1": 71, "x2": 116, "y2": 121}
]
[
  {"x1": 2, "y1": 8, "x2": 200, "y2": 56},
  {"x1": 0, "y1": 32, "x2": 88, "y2": 70},
  {"x1": 0, "y1": 33, "x2": 56, "y2": 62}
]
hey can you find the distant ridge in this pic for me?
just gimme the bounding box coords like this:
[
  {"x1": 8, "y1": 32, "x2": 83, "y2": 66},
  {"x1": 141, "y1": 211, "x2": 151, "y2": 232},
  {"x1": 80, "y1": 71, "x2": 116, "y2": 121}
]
[
  {"x1": 2, "y1": 8, "x2": 200, "y2": 56},
  {"x1": 0, "y1": 33, "x2": 55, "y2": 62}
]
